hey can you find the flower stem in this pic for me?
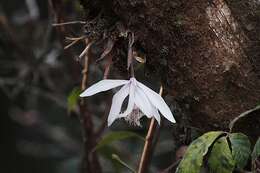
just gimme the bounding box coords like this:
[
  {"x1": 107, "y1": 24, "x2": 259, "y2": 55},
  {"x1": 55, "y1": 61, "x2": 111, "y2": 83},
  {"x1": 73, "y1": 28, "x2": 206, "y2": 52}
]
[
  {"x1": 130, "y1": 63, "x2": 135, "y2": 77},
  {"x1": 127, "y1": 32, "x2": 135, "y2": 77},
  {"x1": 137, "y1": 86, "x2": 163, "y2": 173},
  {"x1": 79, "y1": 39, "x2": 101, "y2": 173}
]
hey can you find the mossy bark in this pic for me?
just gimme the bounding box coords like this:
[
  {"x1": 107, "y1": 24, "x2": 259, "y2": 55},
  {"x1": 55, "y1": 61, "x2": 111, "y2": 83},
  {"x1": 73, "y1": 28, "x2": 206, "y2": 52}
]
[{"x1": 80, "y1": 0, "x2": 260, "y2": 130}]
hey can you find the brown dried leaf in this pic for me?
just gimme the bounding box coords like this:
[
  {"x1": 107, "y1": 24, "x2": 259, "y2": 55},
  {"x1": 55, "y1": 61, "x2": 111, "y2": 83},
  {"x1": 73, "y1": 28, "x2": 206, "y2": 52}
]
[{"x1": 96, "y1": 38, "x2": 114, "y2": 62}]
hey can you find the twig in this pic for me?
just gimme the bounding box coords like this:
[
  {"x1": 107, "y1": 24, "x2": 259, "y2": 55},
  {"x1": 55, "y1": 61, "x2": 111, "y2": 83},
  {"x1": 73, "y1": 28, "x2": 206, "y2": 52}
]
[
  {"x1": 79, "y1": 39, "x2": 102, "y2": 173},
  {"x1": 94, "y1": 98, "x2": 111, "y2": 138},
  {"x1": 65, "y1": 36, "x2": 85, "y2": 41},
  {"x1": 127, "y1": 32, "x2": 135, "y2": 70},
  {"x1": 96, "y1": 38, "x2": 114, "y2": 62},
  {"x1": 79, "y1": 40, "x2": 94, "y2": 59},
  {"x1": 64, "y1": 36, "x2": 86, "y2": 49},
  {"x1": 95, "y1": 55, "x2": 113, "y2": 138},
  {"x1": 103, "y1": 54, "x2": 113, "y2": 79},
  {"x1": 52, "y1": 21, "x2": 86, "y2": 26},
  {"x1": 81, "y1": 40, "x2": 90, "y2": 90},
  {"x1": 137, "y1": 86, "x2": 163, "y2": 173}
]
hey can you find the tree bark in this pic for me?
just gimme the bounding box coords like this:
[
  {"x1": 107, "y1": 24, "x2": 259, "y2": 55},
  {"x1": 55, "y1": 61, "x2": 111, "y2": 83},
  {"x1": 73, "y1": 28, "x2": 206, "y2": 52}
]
[{"x1": 80, "y1": 0, "x2": 260, "y2": 130}]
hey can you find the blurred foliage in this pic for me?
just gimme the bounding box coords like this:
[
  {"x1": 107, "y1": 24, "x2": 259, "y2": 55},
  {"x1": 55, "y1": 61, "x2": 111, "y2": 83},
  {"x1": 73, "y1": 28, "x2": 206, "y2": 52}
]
[
  {"x1": 0, "y1": 0, "x2": 86, "y2": 173},
  {"x1": 94, "y1": 131, "x2": 144, "y2": 151},
  {"x1": 67, "y1": 87, "x2": 81, "y2": 113},
  {"x1": 111, "y1": 154, "x2": 137, "y2": 173}
]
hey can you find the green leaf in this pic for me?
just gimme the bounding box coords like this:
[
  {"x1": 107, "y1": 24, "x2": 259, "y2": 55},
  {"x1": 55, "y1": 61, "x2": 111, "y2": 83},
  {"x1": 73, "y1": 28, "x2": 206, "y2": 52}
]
[
  {"x1": 229, "y1": 133, "x2": 251, "y2": 169},
  {"x1": 252, "y1": 138, "x2": 260, "y2": 163},
  {"x1": 67, "y1": 87, "x2": 81, "y2": 112},
  {"x1": 98, "y1": 145, "x2": 122, "y2": 173},
  {"x1": 176, "y1": 131, "x2": 225, "y2": 173},
  {"x1": 208, "y1": 137, "x2": 235, "y2": 173},
  {"x1": 252, "y1": 138, "x2": 260, "y2": 173},
  {"x1": 112, "y1": 154, "x2": 136, "y2": 173},
  {"x1": 94, "y1": 131, "x2": 144, "y2": 151}
]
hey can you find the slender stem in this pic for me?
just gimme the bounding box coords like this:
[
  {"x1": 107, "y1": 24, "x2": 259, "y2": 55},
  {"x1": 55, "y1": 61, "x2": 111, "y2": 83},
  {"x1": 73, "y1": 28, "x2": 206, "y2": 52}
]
[
  {"x1": 137, "y1": 86, "x2": 163, "y2": 173},
  {"x1": 64, "y1": 39, "x2": 79, "y2": 49},
  {"x1": 79, "y1": 39, "x2": 101, "y2": 173},
  {"x1": 81, "y1": 40, "x2": 90, "y2": 90},
  {"x1": 64, "y1": 36, "x2": 85, "y2": 49},
  {"x1": 103, "y1": 54, "x2": 112, "y2": 79},
  {"x1": 79, "y1": 40, "x2": 93, "y2": 59},
  {"x1": 95, "y1": 56, "x2": 113, "y2": 138},
  {"x1": 65, "y1": 36, "x2": 86, "y2": 41},
  {"x1": 127, "y1": 32, "x2": 135, "y2": 72},
  {"x1": 130, "y1": 63, "x2": 135, "y2": 77},
  {"x1": 52, "y1": 20, "x2": 86, "y2": 26}
]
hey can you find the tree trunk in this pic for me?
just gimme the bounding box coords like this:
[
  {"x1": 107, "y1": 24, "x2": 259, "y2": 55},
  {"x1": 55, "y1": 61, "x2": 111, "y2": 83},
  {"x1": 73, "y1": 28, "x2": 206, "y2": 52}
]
[{"x1": 80, "y1": 0, "x2": 260, "y2": 129}]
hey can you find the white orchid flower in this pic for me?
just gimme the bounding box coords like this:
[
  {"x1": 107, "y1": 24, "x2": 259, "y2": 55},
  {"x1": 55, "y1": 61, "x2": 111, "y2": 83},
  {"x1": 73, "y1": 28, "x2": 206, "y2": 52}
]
[{"x1": 80, "y1": 77, "x2": 176, "y2": 126}]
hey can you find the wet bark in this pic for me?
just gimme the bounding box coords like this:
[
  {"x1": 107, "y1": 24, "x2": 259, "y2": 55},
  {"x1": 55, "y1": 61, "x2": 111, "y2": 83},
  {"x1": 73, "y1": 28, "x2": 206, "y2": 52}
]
[{"x1": 80, "y1": 0, "x2": 260, "y2": 130}]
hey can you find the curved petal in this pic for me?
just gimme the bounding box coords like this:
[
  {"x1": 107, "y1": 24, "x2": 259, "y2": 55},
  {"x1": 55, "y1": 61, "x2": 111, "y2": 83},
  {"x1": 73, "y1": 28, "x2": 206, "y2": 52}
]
[
  {"x1": 137, "y1": 81, "x2": 176, "y2": 123},
  {"x1": 152, "y1": 108, "x2": 161, "y2": 125},
  {"x1": 134, "y1": 87, "x2": 154, "y2": 118},
  {"x1": 80, "y1": 79, "x2": 129, "y2": 97},
  {"x1": 107, "y1": 84, "x2": 130, "y2": 126},
  {"x1": 119, "y1": 82, "x2": 135, "y2": 117}
]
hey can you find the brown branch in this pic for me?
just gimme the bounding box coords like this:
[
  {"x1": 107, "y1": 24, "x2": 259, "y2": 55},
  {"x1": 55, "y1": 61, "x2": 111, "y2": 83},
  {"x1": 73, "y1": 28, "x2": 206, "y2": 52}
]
[
  {"x1": 79, "y1": 41, "x2": 94, "y2": 59},
  {"x1": 52, "y1": 21, "x2": 86, "y2": 26},
  {"x1": 81, "y1": 40, "x2": 90, "y2": 90},
  {"x1": 64, "y1": 36, "x2": 85, "y2": 49},
  {"x1": 48, "y1": 0, "x2": 66, "y2": 33},
  {"x1": 94, "y1": 97, "x2": 111, "y2": 139},
  {"x1": 103, "y1": 54, "x2": 113, "y2": 79},
  {"x1": 79, "y1": 39, "x2": 102, "y2": 173},
  {"x1": 137, "y1": 86, "x2": 163, "y2": 173},
  {"x1": 95, "y1": 54, "x2": 113, "y2": 138},
  {"x1": 49, "y1": 1, "x2": 101, "y2": 172}
]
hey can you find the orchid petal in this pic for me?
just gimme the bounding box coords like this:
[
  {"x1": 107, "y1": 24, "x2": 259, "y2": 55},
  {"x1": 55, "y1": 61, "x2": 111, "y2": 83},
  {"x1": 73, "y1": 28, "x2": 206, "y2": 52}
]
[
  {"x1": 152, "y1": 108, "x2": 161, "y2": 125},
  {"x1": 134, "y1": 86, "x2": 154, "y2": 118},
  {"x1": 119, "y1": 82, "x2": 135, "y2": 117},
  {"x1": 137, "y1": 81, "x2": 176, "y2": 123},
  {"x1": 107, "y1": 84, "x2": 130, "y2": 126},
  {"x1": 80, "y1": 79, "x2": 128, "y2": 97}
]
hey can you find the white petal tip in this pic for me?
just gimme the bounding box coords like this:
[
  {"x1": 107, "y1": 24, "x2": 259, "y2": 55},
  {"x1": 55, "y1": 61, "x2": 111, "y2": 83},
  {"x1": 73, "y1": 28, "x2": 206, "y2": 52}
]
[
  {"x1": 79, "y1": 91, "x2": 90, "y2": 97},
  {"x1": 107, "y1": 120, "x2": 114, "y2": 127},
  {"x1": 107, "y1": 116, "x2": 117, "y2": 127},
  {"x1": 164, "y1": 114, "x2": 176, "y2": 123},
  {"x1": 79, "y1": 91, "x2": 93, "y2": 97},
  {"x1": 169, "y1": 118, "x2": 176, "y2": 123}
]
